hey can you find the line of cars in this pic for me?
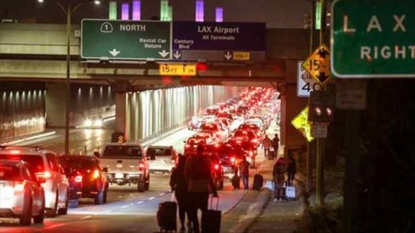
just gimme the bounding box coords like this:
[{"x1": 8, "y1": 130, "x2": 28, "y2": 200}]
[
  {"x1": 0, "y1": 145, "x2": 115, "y2": 226},
  {"x1": 0, "y1": 146, "x2": 70, "y2": 225},
  {"x1": 183, "y1": 87, "x2": 279, "y2": 188}
]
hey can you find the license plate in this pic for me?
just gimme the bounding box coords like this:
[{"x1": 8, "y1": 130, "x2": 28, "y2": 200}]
[{"x1": 115, "y1": 173, "x2": 123, "y2": 179}]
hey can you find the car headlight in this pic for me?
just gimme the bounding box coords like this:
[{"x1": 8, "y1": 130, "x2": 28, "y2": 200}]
[
  {"x1": 94, "y1": 119, "x2": 103, "y2": 127},
  {"x1": 84, "y1": 119, "x2": 92, "y2": 127}
]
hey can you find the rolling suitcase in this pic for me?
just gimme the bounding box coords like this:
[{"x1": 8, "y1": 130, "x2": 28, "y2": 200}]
[
  {"x1": 201, "y1": 197, "x2": 221, "y2": 233},
  {"x1": 232, "y1": 175, "x2": 240, "y2": 189},
  {"x1": 285, "y1": 185, "x2": 296, "y2": 200},
  {"x1": 252, "y1": 174, "x2": 264, "y2": 191},
  {"x1": 157, "y1": 201, "x2": 177, "y2": 232}
]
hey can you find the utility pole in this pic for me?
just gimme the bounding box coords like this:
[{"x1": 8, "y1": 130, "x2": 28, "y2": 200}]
[
  {"x1": 315, "y1": 0, "x2": 327, "y2": 207},
  {"x1": 306, "y1": 0, "x2": 316, "y2": 194}
]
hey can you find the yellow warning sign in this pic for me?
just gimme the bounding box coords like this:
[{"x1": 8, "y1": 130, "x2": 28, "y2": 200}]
[
  {"x1": 291, "y1": 106, "x2": 314, "y2": 142},
  {"x1": 302, "y1": 44, "x2": 331, "y2": 85}
]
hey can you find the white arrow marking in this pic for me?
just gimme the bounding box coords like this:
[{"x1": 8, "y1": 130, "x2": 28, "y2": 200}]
[
  {"x1": 224, "y1": 51, "x2": 233, "y2": 60},
  {"x1": 173, "y1": 51, "x2": 181, "y2": 59},
  {"x1": 158, "y1": 50, "x2": 170, "y2": 58},
  {"x1": 109, "y1": 49, "x2": 120, "y2": 57}
]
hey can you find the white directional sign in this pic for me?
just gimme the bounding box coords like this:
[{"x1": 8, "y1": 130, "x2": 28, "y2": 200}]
[{"x1": 297, "y1": 61, "x2": 322, "y2": 97}]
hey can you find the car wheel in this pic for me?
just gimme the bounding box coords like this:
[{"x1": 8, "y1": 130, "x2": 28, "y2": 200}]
[
  {"x1": 20, "y1": 197, "x2": 32, "y2": 226},
  {"x1": 33, "y1": 195, "x2": 45, "y2": 224},
  {"x1": 94, "y1": 189, "x2": 104, "y2": 205},
  {"x1": 47, "y1": 192, "x2": 59, "y2": 217},
  {"x1": 58, "y1": 191, "x2": 69, "y2": 215}
]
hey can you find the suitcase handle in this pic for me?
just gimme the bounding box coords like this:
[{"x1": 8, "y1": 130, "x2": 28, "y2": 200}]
[{"x1": 209, "y1": 196, "x2": 219, "y2": 210}]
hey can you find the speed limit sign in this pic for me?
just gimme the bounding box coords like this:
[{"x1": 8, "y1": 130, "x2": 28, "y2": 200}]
[{"x1": 297, "y1": 61, "x2": 322, "y2": 97}]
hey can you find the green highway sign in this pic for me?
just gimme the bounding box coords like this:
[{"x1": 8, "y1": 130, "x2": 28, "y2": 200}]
[
  {"x1": 81, "y1": 19, "x2": 172, "y2": 60},
  {"x1": 331, "y1": 0, "x2": 415, "y2": 78}
]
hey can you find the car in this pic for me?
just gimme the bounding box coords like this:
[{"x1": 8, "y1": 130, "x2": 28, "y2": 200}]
[
  {"x1": 203, "y1": 143, "x2": 246, "y2": 179},
  {"x1": 187, "y1": 116, "x2": 203, "y2": 130},
  {"x1": 193, "y1": 130, "x2": 216, "y2": 144},
  {"x1": 146, "y1": 145, "x2": 178, "y2": 173},
  {"x1": 0, "y1": 159, "x2": 45, "y2": 226},
  {"x1": 201, "y1": 149, "x2": 224, "y2": 190},
  {"x1": 59, "y1": 155, "x2": 109, "y2": 205},
  {"x1": 98, "y1": 143, "x2": 150, "y2": 192},
  {"x1": 0, "y1": 146, "x2": 70, "y2": 217},
  {"x1": 199, "y1": 122, "x2": 228, "y2": 142},
  {"x1": 183, "y1": 136, "x2": 207, "y2": 155}
]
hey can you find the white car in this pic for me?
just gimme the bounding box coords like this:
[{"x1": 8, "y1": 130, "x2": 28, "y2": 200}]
[
  {"x1": 0, "y1": 160, "x2": 45, "y2": 225},
  {"x1": 146, "y1": 145, "x2": 178, "y2": 173},
  {"x1": 0, "y1": 146, "x2": 69, "y2": 217}
]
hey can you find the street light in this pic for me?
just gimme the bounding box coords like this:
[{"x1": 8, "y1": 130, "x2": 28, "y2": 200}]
[{"x1": 38, "y1": 0, "x2": 101, "y2": 155}]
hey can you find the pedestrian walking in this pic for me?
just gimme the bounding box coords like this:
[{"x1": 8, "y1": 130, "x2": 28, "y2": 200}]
[
  {"x1": 286, "y1": 154, "x2": 297, "y2": 186},
  {"x1": 271, "y1": 134, "x2": 280, "y2": 157},
  {"x1": 169, "y1": 154, "x2": 191, "y2": 232},
  {"x1": 238, "y1": 156, "x2": 251, "y2": 190},
  {"x1": 184, "y1": 145, "x2": 218, "y2": 233},
  {"x1": 272, "y1": 157, "x2": 287, "y2": 201},
  {"x1": 262, "y1": 135, "x2": 272, "y2": 158}
]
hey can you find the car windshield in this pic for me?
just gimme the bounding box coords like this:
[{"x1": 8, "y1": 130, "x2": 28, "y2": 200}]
[
  {"x1": 147, "y1": 147, "x2": 172, "y2": 157},
  {"x1": 102, "y1": 146, "x2": 143, "y2": 158},
  {"x1": 0, "y1": 165, "x2": 20, "y2": 180},
  {"x1": 0, "y1": 154, "x2": 44, "y2": 173}
]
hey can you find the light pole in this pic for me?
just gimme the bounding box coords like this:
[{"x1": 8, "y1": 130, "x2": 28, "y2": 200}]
[{"x1": 38, "y1": 0, "x2": 101, "y2": 155}]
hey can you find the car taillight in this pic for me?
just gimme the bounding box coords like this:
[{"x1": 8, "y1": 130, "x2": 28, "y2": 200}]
[
  {"x1": 251, "y1": 139, "x2": 258, "y2": 143},
  {"x1": 230, "y1": 157, "x2": 236, "y2": 163},
  {"x1": 92, "y1": 170, "x2": 100, "y2": 179},
  {"x1": 185, "y1": 144, "x2": 191, "y2": 148},
  {"x1": 36, "y1": 171, "x2": 52, "y2": 179},
  {"x1": 214, "y1": 164, "x2": 219, "y2": 170},
  {"x1": 75, "y1": 175, "x2": 83, "y2": 183}
]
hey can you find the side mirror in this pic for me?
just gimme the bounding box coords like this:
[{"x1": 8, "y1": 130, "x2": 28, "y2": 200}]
[{"x1": 102, "y1": 167, "x2": 108, "y2": 173}]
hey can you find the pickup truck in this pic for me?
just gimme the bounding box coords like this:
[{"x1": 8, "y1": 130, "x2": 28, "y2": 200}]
[{"x1": 98, "y1": 143, "x2": 150, "y2": 192}]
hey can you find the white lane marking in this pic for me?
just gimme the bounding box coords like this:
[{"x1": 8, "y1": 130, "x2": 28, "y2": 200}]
[
  {"x1": 158, "y1": 193, "x2": 166, "y2": 196},
  {"x1": 42, "y1": 223, "x2": 67, "y2": 230},
  {"x1": 148, "y1": 197, "x2": 155, "y2": 200},
  {"x1": 121, "y1": 205, "x2": 130, "y2": 208},
  {"x1": 136, "y1": 201, "x2": 143, "y2": 204},
  {"x1": 80, "y1": 215, "x2": 92, "y2": 220}
]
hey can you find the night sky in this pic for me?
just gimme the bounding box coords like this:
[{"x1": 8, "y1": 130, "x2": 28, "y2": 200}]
[{"x1": 0, "y1": 0, "x2": 310, "y2": 28}]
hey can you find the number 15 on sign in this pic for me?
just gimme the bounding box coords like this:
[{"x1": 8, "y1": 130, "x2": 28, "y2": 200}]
[{"x1": 302, "y1": 44, "x2": 331, "y2": 85}]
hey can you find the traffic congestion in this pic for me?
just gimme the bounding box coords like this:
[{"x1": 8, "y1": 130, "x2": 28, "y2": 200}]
[{"x1": 0, "y1": 87, "x2": 280, "y2": 232}]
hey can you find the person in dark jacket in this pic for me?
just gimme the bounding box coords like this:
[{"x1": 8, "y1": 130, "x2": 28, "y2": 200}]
[
  {"x1": 184, "y1": 145, "x2": 218, "y2": 233},
  {"x1": 170, "y1": 154, "x2": 191, "y2": 232},
  {"x1": 286, "y1": 154, "x2": 297, "y2": 186},
  {"x1": 272, "y1": 157, "x2": 287, "y2": 201}
]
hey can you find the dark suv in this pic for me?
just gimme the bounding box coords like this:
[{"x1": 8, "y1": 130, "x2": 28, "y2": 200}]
[
  {"x1": 203, "y1": 143, "x2": 245, "y2": 179},
  {"x1": 59, "y1": 155, "x2": 108, "y2": 205}
]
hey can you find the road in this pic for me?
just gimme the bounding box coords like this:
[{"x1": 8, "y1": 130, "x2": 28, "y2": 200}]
[{"x1": 0, "y1": 126, "x2": 259, "y2": 233}]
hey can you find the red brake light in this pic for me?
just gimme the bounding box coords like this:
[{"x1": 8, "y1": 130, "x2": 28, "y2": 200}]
[
  {"x1": 75, "y1": 175, "x2": 83, "y2": 183},
  {"x1": 214, "y1": 164, "x2": 219, "y2": 170},
  {"x1": 230, "y1": 157, "x2": 236, "y2": 163},
  {"x1": 251, "y1": 139, "x2": 258, "y2": 143},
  {"x1": 36, "y1": 171, "x2": 52, "y2": 179},
  {"x1": 185, "y1": 144, "x2": 191, "y2": 148}
]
